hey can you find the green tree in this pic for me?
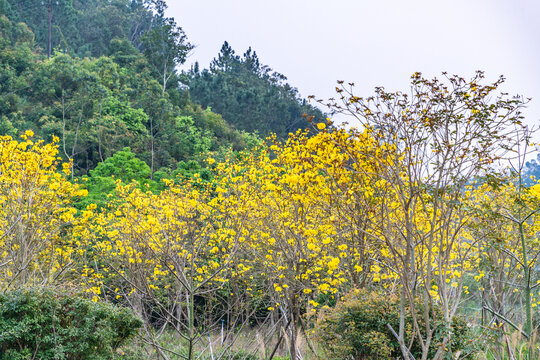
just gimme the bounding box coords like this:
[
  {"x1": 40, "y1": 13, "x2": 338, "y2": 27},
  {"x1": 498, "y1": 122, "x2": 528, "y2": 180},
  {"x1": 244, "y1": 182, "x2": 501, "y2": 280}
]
[
  {"x1": 4, "y1": 0, "x2": 159, "y2": 58},
  {"x1": 185, "y1": 41, "x2": 324, "y2": 138},
  {"x1": 141, "y1": 16, "x2": 192, "y2": 95},
  {"x1": 35, "y1": 53, "x2": 102, "y2": 176},
  {"x1": 0, "y1": 5, "x2": 264, "y2": 180},
  {"x1": 80, "y1": 147, "x2": 154, "y2": 208},
  {"x1": 0, "y1": 15, "x2": 37, "y2": 134},
  {"x1": 0, "y1": 289, "x2": 142, "y2": 360}
]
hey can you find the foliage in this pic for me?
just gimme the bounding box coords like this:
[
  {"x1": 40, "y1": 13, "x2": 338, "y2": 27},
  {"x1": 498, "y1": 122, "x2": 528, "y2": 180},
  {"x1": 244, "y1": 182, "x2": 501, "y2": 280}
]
[
  {"x1": 468, "y1": 174, "x2": 540, "y2": 357},
  {"x1": 101, "y1": 97, "x2": 148, "y2": 134},
  {"x1": 79, "y1": 147, "x2": 158, "y2": 209},
  {"x1": 172, "y1": 160, "x2": 212, "y2": 184},
  {"x1": 185, "y1": 42, "x2": 325, "y2": 138},
  {"x1": 0, "y1": 288, "x2": 142, "y2": 360},
  {"x1": 79, "y1": 172, "x2": 253, "y2": 359},
  {"x1": 314, "y1": 71, "x2": 528, "y2": 360},
  {"x1": 140, "y1": 16, "x2": 193, "y2": 94},
  {"x1": 0, "y1": 13, "x2": 259, "y2": 177},
  {"x1": 315, "y1": 289, "x2": 472, "y2": 360},
  {"x1": 0, "y1": 13, "x2": 537, "y2": 358},
  {"x1": 212, "y1": 349, "x2": 261, "y2": 360},
  {"x1": 0, "y1": 132, "x2": 86, "y2": 289},
  {"x1": 524, "y1": 153, "x2": 540, "y2": 184},
  {"x1": 3, "y1": 0, "x2": 157, "y2": 58}
]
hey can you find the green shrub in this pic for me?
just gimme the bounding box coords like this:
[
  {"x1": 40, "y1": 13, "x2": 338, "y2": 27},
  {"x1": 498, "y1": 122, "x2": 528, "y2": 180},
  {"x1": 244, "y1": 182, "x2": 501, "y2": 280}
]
[
  {"x1": 315, "y1": 289, "x2": 470, "y2": 360},
  {"x1": 0, "y1": 289, "x2": 142, "y2": 360}
]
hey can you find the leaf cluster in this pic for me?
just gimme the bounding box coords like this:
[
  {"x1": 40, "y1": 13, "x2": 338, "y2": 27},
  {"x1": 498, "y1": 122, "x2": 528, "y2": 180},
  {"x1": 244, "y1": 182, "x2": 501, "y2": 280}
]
[{"x1": 0, "y1": 288, "x2": 142, "y2": 360}]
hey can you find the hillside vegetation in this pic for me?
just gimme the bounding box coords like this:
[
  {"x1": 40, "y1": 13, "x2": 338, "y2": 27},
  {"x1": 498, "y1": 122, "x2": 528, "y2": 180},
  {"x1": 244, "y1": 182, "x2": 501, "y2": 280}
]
[{"x1": 1, "y1": 2, "x2": 540, "y2": 360}]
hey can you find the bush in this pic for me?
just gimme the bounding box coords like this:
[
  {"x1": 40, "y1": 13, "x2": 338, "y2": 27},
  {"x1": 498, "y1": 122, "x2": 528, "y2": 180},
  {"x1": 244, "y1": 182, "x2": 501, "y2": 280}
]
[
  {"x1": 315, "y1": 289, "x2": 470, "y2": 360},
  {"x1": 0, "y1": 289, "x2": 142, "y2": 360}
]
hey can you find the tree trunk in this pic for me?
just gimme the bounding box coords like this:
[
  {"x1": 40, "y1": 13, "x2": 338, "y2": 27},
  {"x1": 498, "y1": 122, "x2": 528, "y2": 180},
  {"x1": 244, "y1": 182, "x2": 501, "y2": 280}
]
[{"x1": 288, "y1": 297, "x2": 298, "y2": 360}]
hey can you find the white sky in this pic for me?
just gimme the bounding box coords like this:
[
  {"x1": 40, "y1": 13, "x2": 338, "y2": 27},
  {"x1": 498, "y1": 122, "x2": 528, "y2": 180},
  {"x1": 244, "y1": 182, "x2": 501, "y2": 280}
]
[{"x1": 167, "y1": 0, "x2": 540, "y2": 134}]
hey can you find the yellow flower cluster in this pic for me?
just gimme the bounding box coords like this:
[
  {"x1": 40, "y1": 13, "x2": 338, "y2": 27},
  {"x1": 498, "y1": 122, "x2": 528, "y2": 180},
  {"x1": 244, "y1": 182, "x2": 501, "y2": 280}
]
[{"x1": 0, "y1": 132, "x2": 86, "y2": 289}]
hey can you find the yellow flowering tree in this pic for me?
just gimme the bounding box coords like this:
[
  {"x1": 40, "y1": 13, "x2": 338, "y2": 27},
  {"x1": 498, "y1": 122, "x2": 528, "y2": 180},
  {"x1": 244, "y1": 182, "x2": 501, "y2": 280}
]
[
  {"x1": 314, "y1": 71, "x2": 529, "y2": 360},
  {"x1": 0, "y1": 132, "x2": 86, "y2": 289},
  {"x1": 309, "y1": 124, "x2": 394, "y2": 290},
  {"x1": 470, "y1": 169, "x2": 540, "y2": 356},
  {"x1": 82, "y1": 173, "x2": 253, "y2": 359},
  {"x1": 218, "y1": 130, "x2": 373, "y2": 359}
]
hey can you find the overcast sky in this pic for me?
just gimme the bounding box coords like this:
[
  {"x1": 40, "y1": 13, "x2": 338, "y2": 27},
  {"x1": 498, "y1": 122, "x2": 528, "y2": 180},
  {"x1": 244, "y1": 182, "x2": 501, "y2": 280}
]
[{"x1": 167, "y1": 0, "x2": 540, "y2": 133}]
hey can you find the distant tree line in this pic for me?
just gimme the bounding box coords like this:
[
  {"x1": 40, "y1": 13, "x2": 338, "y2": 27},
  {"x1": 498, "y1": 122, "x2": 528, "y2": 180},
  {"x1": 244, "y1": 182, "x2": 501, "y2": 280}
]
[{"x1": 185, "y1": 41, "x2": 324, "y2": 138}]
